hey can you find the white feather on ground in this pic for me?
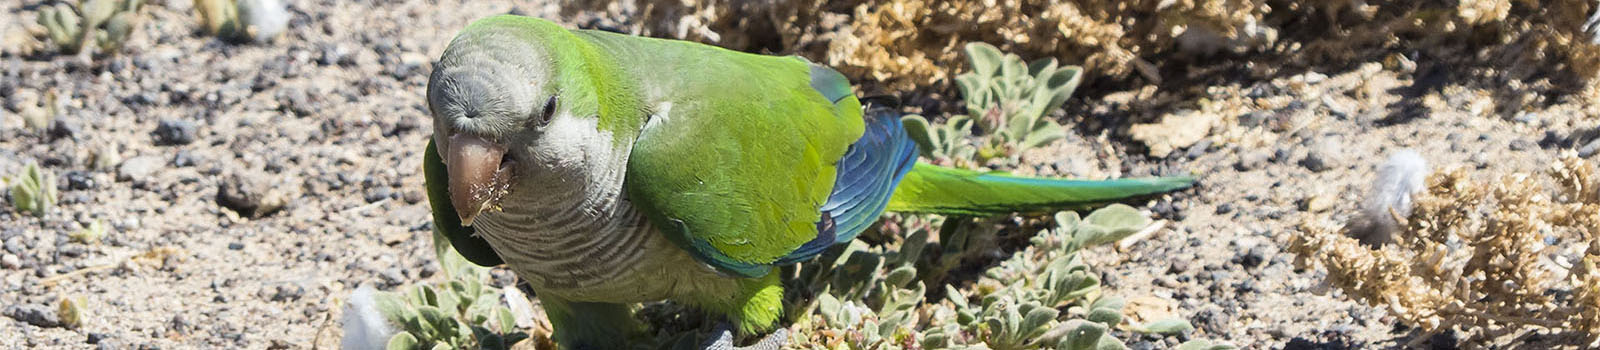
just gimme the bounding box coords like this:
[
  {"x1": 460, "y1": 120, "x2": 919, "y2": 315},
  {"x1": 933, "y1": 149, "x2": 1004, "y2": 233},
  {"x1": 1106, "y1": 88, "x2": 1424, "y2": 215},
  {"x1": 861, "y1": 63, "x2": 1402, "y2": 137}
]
[
  {"x1": 237, "y1": 0, "x2": 289, "y2": 43},
  {"x1": 1350, "y1": 149, "x2": 1430, "y2": 246},
  {"x1": 341, "y1": 285, "x2": 394, "y2": 350}
]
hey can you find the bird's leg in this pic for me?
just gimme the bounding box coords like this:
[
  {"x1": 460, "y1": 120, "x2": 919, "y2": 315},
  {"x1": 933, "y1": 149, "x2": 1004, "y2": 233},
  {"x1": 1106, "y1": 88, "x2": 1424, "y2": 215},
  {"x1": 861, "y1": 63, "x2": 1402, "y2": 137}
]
[{"x1": 700, "y1": 322, "x2": 789, "y2": 350}]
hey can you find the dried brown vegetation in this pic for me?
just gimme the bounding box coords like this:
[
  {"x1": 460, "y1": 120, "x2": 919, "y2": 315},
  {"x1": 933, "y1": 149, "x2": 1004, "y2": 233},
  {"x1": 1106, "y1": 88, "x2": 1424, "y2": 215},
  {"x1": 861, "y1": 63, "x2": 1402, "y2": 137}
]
[
  {"x1": 562, "y1": 0, "x2": 1600, "y2": 95},
  {"x1": 1291, "y1": 153, "x2": 1600, "y2": 346}
]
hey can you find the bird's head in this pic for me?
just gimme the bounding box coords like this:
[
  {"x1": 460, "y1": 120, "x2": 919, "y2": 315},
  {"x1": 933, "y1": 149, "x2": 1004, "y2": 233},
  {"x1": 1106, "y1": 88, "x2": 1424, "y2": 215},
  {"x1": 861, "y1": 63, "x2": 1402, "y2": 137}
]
[{"x1": 425, "y1": 20, "x2": 603, "y2": 226}]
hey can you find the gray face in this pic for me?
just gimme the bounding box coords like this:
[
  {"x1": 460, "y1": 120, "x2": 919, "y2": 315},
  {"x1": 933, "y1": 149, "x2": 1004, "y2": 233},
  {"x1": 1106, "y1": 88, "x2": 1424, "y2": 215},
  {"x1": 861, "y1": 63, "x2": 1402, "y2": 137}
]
[{"x1": 426, "y1": 33, "x2": 565, "y2": 225}]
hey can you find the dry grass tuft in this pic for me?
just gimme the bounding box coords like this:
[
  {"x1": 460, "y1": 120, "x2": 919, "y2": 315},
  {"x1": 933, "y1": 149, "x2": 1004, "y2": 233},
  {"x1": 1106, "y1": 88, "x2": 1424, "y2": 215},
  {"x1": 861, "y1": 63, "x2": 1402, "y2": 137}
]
[{"x1": 1291, "y1": 153, "x2": 1600, "y2": 345}]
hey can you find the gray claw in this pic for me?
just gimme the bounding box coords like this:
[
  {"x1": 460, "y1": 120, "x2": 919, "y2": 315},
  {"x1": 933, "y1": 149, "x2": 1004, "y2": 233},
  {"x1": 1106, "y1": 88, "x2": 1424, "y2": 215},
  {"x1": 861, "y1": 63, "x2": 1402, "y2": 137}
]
[{"x1": 700, "y1": 323, "x2": 788, "y2": 350}]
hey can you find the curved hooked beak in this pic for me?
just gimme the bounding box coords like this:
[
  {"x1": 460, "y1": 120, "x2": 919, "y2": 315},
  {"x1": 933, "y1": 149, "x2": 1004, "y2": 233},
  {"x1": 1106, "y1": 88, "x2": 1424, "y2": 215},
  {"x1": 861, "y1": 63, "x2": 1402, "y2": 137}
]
[{"x1": 445, "y1": 133, "x2": 513, "y2": 226}]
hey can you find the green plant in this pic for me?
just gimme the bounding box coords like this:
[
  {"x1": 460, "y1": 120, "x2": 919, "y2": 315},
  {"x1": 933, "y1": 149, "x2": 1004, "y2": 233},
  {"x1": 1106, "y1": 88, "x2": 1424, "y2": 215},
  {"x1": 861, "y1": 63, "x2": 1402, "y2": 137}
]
[
  {"x1": 6, "y1": 162, "x2": 58, "y2": 217},
  {"x1": 36, "y1": 0, "x2": 143, "y2": 55},
  {"x1": 373, "y1": 230, "x2": 530, "y2": 350},
  {"x1": 69, "y1": 220, "x2": 108, "y2": 244},
  {"x1": 905, "y1": 43, "x2": 1083, "y2": 169},
  {"x1": 902, "y1": 114, "x2": 978, "y2": 168},
  {"x1": 786, "y1": 205, "x2": 1233, "y2": 350},
  {"x1": 957, "y1": 42, "x2": 1081, "y2": 164}
]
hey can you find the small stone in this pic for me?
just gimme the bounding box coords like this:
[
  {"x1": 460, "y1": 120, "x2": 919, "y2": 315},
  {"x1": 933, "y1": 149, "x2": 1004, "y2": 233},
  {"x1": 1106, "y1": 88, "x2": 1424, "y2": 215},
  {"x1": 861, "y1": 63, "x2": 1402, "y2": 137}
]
[
  {"x1": 153, "y1": 119, "x2": 198, "y2": 145},
  {"x1": 168, "y1": 314, "x2": 192, "y2": 335},
  {"x1": 1215, "y1": 203, "x2": 1234, "y2": 214},
  {"x1": 1472, "y1": 152, "x2": 1491, "y2": 169},
  {"x1": 1579, "y1": 139, "x2": 1600, "y2": 158},
  {"x1": 116, "y1": 156, "x2": 165, "y2": 182},
  {"x1": 1238, "y1": 111, "x2": 1270, "y2": 127},
  {"x1": 49, "y1": 118, "x2": 81, "y2": 140},
  {"x1": 87, "y1": 332, "x2": 111, "y2": 344},
  {"x1": 216, "y1": 172, "x2": 291, "y2": 219},
  {"x1": 1300, "y1": 138, "x2": 1343, "y2": 172},
  {"x1": 1, "y1": 254, "x2": 18, "y2": 269},
  {"x1": 1234, "y1": 151, "x2": 1270, "y2": 171},
  {"x1": 1185, "y1": 139, "x2": 1212, "y2": 159},
  {"x1": 1300, "y1": 194, "x2": 1334, "y2": 213},
  {"x1": 1509, "y1": 139, "x2": 1534, "y2": 151},
  {"x1": 227, "y1": 242, "x2": 244, "y2": 250},
  {"x1": 171, "y1": 150, "x2": 199, "y2": 168},
  {"x1": 270, "y1": 284, "x2": 305, "y2": 302},
  {"x1": 380, "y1": 268, "x2": 405, "y2": 286},
  {"x1": 1234, "y1": 245, "x2": 1268, "y2": 268},
  {"x1": 4, "y1": 303, "x2": 61, "y2": 328},
  {"x1": 64, "y1": 170, "x2": 95, "y2": 190}
]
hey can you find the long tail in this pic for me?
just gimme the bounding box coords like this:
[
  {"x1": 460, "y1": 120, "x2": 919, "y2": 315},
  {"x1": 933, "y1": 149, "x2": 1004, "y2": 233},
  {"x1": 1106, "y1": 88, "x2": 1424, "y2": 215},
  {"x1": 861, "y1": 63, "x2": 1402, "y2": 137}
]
[{"x1": 886, "y1": 162, "x2": 1195, "y2": 216}]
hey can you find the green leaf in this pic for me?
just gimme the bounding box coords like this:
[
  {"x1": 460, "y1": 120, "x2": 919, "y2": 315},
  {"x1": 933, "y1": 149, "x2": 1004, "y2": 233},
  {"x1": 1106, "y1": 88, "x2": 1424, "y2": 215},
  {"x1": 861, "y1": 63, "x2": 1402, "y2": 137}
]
[
  {"x1": 885, "y1": 265, "x2": 917, "y2": 289},
  {"x1": 963, "y1": 42, "x2": 1003, "y2": 78},
  {"x1": 494, "y1": 307, "x2": 516, "y2": 333},
  {"x1": 1175, "y1": 340, "x2": 1239, "y2": 350},
  {"x1": 1086, "y1": 296, "x2": 1124, "y2": 326},
  {"x1": 385, "y1": 332, "x2": 418, "y2": 350},
  {"x1": 1136, "y1": 318, "x2": 1195, "y2": 335},
  {"x1": 901, "y1": 115, "x2": 937, "y2": 159},
  {"x1": 1074, "y1": 204, "x2": 1149, "y2": 247}
]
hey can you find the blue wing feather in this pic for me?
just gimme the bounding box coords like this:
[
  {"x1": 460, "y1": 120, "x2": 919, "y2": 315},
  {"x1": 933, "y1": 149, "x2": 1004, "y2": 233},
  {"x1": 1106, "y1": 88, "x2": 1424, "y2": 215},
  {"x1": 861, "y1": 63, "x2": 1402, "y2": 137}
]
[{"x1": 775, "y1": 101, "x2": 917, "y2": 264}]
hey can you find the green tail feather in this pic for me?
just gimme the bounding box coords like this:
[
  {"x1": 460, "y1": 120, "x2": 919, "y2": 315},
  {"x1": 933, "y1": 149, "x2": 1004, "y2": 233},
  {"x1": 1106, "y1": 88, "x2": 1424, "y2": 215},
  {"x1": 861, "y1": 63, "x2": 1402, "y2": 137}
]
[{"x1": 886, "y1": 163, "x2": 1195, "y2": 216}]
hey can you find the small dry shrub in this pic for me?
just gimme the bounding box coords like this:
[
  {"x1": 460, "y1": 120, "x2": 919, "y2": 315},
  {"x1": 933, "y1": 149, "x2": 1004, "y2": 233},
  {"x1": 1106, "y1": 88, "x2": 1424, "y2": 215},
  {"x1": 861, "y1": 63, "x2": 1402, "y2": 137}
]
[
  {"x1": 1291, "y1": 153, "x2": 1600, "y2": 345},
  {"x1": 560, "y1": 0, "x2": 1600, "y2": 93}
]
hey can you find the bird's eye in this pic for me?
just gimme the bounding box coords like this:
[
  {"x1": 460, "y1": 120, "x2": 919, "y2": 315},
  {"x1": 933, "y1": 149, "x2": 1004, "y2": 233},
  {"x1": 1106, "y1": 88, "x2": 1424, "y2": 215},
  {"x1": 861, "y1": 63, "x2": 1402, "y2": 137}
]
[{"x1": 535, "y1": 95, "x2": 557, "y2": 127}]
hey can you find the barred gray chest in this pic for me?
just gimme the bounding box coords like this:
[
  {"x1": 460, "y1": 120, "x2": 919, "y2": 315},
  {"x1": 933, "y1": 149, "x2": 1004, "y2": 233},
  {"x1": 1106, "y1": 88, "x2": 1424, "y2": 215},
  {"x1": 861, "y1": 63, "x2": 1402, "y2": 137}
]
[{"x1": 466, "y1": 161, "x2": 685, "y2": 301}]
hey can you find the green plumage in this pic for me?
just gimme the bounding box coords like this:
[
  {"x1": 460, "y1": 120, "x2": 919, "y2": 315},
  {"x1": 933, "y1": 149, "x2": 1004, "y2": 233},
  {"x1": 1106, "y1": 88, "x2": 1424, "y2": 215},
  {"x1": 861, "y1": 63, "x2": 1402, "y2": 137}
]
[
  {"x1": 424, "y1": 15, "x2": 1195, "y2": 349},
  {"x1": 888, "y1": 163, "x2": 1196, "y2": 216}
]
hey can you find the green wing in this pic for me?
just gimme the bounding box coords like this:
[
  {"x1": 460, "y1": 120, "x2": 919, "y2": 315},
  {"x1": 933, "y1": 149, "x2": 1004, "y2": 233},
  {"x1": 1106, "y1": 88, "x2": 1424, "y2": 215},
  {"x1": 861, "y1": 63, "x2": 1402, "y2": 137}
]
[
  {"x1": 424, "y1": 139, "x2": 504, "y2": 267},
  {"x1": 620, "y1": 42, "x2": 863, "y2": 277}
]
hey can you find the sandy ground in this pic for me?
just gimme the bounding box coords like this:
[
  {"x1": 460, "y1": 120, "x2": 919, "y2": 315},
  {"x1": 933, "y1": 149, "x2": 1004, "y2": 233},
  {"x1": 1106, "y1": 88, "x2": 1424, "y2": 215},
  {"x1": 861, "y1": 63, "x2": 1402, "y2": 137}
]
[{"x1": 2, "y1": 0, "x2": 1597, "y2": 349}]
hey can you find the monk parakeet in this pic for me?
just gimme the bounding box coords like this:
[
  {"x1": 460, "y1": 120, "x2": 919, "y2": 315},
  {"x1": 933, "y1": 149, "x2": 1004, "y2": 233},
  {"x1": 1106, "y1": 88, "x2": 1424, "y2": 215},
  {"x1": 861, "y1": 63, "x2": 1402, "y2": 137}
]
[{"x1": 423, "y1": 15, "x2": 1193, "y2": 350}]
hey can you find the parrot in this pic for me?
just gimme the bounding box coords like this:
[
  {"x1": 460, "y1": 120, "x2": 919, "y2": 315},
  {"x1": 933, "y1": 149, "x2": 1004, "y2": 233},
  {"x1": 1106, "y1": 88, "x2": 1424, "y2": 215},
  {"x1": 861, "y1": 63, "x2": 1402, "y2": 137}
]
[{"x1": 422, "y1": 15, "x2": 1195, "y2": 350}]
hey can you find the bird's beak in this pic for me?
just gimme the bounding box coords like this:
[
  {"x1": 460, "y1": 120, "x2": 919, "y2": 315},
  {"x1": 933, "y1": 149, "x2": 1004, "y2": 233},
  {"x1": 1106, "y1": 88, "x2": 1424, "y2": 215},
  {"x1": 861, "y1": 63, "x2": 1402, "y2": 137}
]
[{"x1": 444, "y1": 133, "x2": 512, "y2": 226}]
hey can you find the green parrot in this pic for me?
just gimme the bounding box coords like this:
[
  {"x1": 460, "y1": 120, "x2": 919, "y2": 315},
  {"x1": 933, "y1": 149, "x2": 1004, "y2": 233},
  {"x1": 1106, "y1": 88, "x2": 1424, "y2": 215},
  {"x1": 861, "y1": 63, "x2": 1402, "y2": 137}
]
[{"x1": 423, "y1": 15, "x2": 1194, "y2": 349}]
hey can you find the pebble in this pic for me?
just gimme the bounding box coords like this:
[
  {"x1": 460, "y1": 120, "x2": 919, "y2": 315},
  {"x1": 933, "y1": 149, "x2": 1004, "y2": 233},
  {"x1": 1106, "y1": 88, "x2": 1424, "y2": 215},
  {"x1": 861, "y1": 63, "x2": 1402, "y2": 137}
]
[
  {"x1": 270, "y1": 284, "x2": 305, "y2": 302},
  {"x1": 1234, "y1": 245, "x2": 1268, "y2": 268},
  {"x1": 1579, "y1": 139, "x2": 1600, "y2": 158},
  {"x1": 49, "y1": 119, "x2": 81, "y2": 140},
  {"x1": 153, "y1": 119, "x2": 198, "y2": 145},
  {"x1": 216, "y1": 172, "x2": 290, "y2": 218},
  {"x1": 87, "y1": 332, "x2": 112, "y2": 344},
  {"x1": 227, "y1": 242, "x2": 245, "y2": 250},
  {"x1": 1300, "y1": 194, "x2": 1334, "y2": 213},
  {"x1": 171, "y1": 150, "x2": 199, "y2": 168},
  {"x1": 1215, "y1": 203, "x2": 1234, "y2": 214},
  {"x1": 1, "y1": 254, "x2": 18, "y2": 269},
  {"x1": 1234, "y1": 151, "x2": 1270, "y2": 171},
  {"x1": 380, "y1": 268, "x2": 406, "y2": 286},
  {"x1": 1509, "y1": 138, "x2": 1534, "y2": 151},
  {"x1": 64, "y1": 170, "x2": 95, "y2": 190},
  {"x1": 4, "y1": 303, "x2": 61, "y2": 328},
  {"x1": 1300, "y1": 138, "x2": 1343, "y2": 172},
  {"x1": 1185, "y1": 139, "x2": 1212, "y2": 159},
  {"x1": 116, "y1": 156, "x2": 165, "y2": 182}
]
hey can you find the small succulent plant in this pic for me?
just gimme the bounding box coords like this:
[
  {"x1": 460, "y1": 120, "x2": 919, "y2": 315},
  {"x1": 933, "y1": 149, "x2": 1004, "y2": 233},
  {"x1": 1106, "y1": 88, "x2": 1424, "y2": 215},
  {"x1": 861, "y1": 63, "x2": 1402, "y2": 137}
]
[
  {"x1": 36, "y1": 0, "x2": 143, "y2": 55},
  {"x1": 69, "y1": 220, "x2": 108, "y2": 244},
  {"x1": 905, "y1": 43, "x2": 1084, "y2": 169},
  {"x1": 902, "y1": 114, "x2": 979, "y2": 168},
  {"x1": 195, "y1": 0, "x2": 289, "y2": 43},
  {"x1": 6, "y1": 162, "x2": 58, "y2": 217},
  {"x1": 786, "y1": 205, "x2": 1233, "y2": 350},
  {"x1": 959, "y1": 42, "x2": 1080, "y2": 164},
  {"x1": 372, "y1": 230, "x2": 531, "y2": 350}
]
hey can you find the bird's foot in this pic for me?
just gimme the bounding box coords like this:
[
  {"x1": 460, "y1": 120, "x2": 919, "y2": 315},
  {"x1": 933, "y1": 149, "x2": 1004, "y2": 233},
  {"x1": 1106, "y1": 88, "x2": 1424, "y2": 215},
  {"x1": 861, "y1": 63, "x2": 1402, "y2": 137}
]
[{"x1": 700, "y1": 323, "x2": 788, "y2": 350}]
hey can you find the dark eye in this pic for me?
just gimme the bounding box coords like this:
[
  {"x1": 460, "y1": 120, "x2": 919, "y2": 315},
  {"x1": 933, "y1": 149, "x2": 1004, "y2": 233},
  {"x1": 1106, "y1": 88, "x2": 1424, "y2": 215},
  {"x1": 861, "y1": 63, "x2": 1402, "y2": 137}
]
[{"x1": 535, "y1": 95, "x2": 557, "y2": 126}]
